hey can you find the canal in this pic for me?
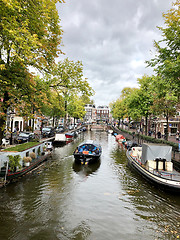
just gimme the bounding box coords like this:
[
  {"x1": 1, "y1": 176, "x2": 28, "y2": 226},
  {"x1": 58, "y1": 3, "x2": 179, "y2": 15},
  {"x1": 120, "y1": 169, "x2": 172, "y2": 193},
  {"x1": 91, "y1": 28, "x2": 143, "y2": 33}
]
[{"x1": 0, "y1": 130, "x2": 180, "y2": 240}]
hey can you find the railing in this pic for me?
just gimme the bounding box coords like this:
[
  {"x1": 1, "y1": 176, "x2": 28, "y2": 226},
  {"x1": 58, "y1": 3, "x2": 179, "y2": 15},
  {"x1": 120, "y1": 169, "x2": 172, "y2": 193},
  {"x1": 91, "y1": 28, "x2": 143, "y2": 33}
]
[{"x1": 148, "y1": 165, "x2": 179, "y2": 181}]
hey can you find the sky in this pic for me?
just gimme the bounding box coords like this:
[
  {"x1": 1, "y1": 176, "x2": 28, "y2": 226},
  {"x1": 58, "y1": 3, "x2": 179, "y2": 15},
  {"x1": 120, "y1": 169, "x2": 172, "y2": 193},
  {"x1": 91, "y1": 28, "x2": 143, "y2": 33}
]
[{"x1": 56, "y1": 0, "x2": 174, "y2": 107}]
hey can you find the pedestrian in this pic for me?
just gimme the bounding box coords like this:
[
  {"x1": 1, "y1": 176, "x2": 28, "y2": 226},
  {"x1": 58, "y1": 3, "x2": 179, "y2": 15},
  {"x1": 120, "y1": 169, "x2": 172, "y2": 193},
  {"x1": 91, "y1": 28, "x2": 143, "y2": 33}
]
[
  {"x1": 157, "y1": 131, "x2": 161, "y2": 139},
  {"x1": 176, "y1": 131, "x2": 179, "y2": 141}
]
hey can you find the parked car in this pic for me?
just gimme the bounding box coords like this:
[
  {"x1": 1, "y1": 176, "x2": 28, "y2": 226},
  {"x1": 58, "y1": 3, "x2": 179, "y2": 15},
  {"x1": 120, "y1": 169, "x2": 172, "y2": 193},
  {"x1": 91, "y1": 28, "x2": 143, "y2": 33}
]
[
  {"x1": 68, "y1": 125, "x2": 74, "y2": 130},
  {"x1": 42, "y1": 127, "x2": 55, "y2": 138},
  {"x1": 14, "y1": 132, "x2": 35, "y2": 144},
  {"x1": 56, "y1": 126, "x2": 64, "y2": 133}
]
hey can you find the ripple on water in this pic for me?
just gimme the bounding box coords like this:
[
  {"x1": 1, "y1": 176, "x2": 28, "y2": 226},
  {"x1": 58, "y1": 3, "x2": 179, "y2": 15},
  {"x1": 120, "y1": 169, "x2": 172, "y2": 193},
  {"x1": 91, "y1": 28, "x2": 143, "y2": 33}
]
[{"x1": 0, "y1": 131, "x2": 180, "y2": 240}]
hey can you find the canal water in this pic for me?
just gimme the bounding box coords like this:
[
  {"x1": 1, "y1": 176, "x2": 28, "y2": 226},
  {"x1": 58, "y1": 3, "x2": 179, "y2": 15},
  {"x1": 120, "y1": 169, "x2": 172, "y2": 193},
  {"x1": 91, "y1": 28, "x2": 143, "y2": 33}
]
[{"x1": 0, "y1": 130, "x2": 180, "y2": 240}]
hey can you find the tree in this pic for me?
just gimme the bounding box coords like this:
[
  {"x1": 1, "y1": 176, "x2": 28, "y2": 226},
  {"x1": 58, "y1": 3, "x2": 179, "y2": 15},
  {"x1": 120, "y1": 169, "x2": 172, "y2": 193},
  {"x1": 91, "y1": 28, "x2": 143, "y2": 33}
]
[
  {"x1": 110, "y1": 87, "x2": 135, "y2": 128},
  {"x1": 150, "y1": 75, "x2": 178, "y2": 141},
  {"x1": 33, "y1": 76, "x2": 65, "y2": 128},
  {"x1": 0, "y1": 0, "x2": 64, "y2": 143},
  {"x1": 68, "y1": 95, "x2": 86, "y2": 123},
  {"x1": 126, "y1": 75, "x2": 154, "y2": 135},
  {"x1": 0, "y1": 0, "x2": 64, "y2": 71},
  {"x1": 80, "y1": 95, "x2": 94, "y2": 105},
  {"x1": 111, "y1": 98, "x2": 126, "y2": 128},
  {"x1": 146, "y1": 0, "x2": 180, "y2": 99},
  {"x1": 48, "y1": 58, "x2": 94, "y2": 127}
]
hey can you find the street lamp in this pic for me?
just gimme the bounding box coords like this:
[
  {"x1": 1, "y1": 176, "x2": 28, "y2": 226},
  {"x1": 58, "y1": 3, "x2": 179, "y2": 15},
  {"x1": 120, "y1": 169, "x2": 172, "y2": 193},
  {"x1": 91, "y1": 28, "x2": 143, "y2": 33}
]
[{"x1": 10, "y1": 112, "x2": 15, "y2": 145}]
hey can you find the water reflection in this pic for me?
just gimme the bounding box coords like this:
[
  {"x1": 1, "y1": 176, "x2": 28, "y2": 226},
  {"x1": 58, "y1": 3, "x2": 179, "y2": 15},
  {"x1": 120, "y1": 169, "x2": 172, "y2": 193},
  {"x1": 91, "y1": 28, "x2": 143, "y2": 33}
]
[{"x1": 73, "y1": 161, "x2": 101, "y2": 177}]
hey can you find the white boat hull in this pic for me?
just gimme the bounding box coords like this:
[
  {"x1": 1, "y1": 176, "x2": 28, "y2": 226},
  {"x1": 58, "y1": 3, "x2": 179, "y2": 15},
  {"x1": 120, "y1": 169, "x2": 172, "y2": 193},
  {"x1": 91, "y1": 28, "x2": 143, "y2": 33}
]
[{"x1": 126, "y1": 150, "x2": 180, "y2": 193}]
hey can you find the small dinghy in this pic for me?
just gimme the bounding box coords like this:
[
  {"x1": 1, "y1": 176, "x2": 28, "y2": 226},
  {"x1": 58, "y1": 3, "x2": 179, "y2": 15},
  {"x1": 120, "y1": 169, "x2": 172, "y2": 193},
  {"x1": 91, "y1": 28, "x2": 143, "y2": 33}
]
[{"x1": 73, "y1": 140, "x2": 102, "y2": 165}]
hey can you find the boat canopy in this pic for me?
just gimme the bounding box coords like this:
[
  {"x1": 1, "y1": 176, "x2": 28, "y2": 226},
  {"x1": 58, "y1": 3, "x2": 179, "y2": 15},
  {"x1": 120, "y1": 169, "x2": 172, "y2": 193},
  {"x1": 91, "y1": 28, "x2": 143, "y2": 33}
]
[{"x1": 141, "y1": 143, "x2": 172, "y2": 165}]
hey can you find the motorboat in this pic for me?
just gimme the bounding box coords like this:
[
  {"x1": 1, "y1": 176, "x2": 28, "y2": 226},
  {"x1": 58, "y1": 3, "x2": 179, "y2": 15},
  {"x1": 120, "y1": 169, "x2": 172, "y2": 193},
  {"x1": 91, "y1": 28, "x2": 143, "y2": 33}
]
[
  {"x1": 115, "y1": 134, "x2": 126, "y2": 143},
  {"x1": 126, "y1": 143, "x2": 180, "y2": 193},
  {"x1": 65, "y1": 132, "x2": 74, "y2": 140},
  {"x1": 73, "y1": 140, "x2": 102, "y2": 165}
]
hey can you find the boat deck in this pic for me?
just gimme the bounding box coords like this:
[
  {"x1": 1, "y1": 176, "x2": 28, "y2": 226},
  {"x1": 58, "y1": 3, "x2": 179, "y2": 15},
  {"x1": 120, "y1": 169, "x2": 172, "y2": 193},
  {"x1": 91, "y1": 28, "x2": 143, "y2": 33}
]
[
  {"x1": 151, "y1": 169, "x2": 180, "y2": 181},
  {"x1": 132, "y1": 156, "x2": 180, "y2": 181}
]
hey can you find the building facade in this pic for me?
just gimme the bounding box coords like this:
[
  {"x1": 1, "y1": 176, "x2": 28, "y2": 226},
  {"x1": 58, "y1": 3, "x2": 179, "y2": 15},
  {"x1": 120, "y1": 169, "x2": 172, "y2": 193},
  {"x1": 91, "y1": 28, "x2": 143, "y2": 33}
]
[
  {"x1": 84, "y1": 104, "x2": 96, "y2": 123},
  {"x1": 96, "y1": 106, "x2": 110, "y2": 123}
]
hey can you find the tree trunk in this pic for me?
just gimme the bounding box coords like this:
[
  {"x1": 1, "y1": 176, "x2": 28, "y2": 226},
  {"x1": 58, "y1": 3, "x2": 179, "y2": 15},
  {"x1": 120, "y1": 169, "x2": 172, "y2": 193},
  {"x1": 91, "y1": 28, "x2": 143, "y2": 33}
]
[
  {"x1": 145, "y1": 116, "x2": 148, "y2": 135},
  {"x1": 0, "y1": 91, "x2": 10, "y2": 145},
  {"x1": 165, "y1": 114, "x2": 169, "y2": 141},
  {"x1": 63, "y1": 100, "x2": 67, "y2": 129},
  {"x1": 118, "y1": 118, "x2": 120, "y2": 128},
  {"x1": 0, "y1": 118, "x2": 6, "y2": 145},
  {"x1": 52, "y1": 116, "x2": 55, "y2": 127}
]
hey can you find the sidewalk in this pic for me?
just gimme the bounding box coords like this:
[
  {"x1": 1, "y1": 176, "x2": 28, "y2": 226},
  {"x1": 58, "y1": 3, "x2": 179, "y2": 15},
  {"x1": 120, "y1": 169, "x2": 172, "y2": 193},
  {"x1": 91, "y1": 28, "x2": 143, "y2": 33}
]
[{"x1": 122, "y1": 125, "x2": 179, "y2": 144}]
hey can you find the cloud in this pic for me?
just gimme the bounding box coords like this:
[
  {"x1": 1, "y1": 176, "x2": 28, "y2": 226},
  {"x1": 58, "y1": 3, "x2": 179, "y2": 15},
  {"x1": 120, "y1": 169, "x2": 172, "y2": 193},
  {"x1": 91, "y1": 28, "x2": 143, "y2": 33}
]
[{"x1": 57, "y1": 0, "x2": 174, "y2": 106}]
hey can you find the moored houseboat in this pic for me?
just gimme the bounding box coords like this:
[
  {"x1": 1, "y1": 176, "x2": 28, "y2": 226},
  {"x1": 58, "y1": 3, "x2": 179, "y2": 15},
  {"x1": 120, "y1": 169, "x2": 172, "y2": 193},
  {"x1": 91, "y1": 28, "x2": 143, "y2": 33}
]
[
  {"x1": 0, "y1": 142, "x2": 52, "y2": 183},
  {"x1": 126, "y1": 143, "x2": 180, "y2": 193}
]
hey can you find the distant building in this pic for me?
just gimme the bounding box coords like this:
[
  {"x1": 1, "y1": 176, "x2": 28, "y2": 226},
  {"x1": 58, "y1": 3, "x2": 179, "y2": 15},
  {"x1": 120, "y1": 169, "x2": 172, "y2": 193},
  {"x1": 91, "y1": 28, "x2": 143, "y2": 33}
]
[
  {"x1": 96, "y1": 106, "x2": 110, "y2": 123},
  {"x1": 84, "y1": 104, "x2": 96, "y2": 123},
  {"x1": 156, "y1": 115, "x2": 180, "y2": 136}
]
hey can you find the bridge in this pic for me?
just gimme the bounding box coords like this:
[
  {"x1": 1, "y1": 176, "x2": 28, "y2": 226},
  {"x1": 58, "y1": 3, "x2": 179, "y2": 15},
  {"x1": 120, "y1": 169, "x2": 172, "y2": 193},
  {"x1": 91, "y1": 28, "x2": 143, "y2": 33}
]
[{"x1": 87, "y1": 124, "x2": 110, "y2": 131}]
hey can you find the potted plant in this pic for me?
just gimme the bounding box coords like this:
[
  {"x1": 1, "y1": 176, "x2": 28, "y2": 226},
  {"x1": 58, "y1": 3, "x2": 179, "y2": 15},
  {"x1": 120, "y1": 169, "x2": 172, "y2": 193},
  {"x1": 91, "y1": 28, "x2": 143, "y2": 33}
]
[
  {"x1": 23, "y1": 156, "x2": 32, "y2": 167},
  {"x1": 8, "y1": 155, "x2": 22, "y2": 172},
  {"x1": 29, "y1": 152, "x2": 36, "y2": 161}
]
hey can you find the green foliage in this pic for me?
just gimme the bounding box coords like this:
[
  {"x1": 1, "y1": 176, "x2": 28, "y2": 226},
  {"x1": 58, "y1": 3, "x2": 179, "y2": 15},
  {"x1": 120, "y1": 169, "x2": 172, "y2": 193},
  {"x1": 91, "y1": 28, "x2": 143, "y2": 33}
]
[
  {"x1": 150, "y1": 75, "x2": 178, "y2": 117},
  {"x1": 0, "y1": 0, "x2": 63, "y2": 71},
  {"x1": 67, "y1": 95, "x2": 86, "y2": 119},
  {"x1": 0, "y1": 0, "x2": 64, "y2": 142},
  {"x1": 112, "y1": 2, "x2": 179, "y2": 140},
  {"x1": 46, "y1": 58, "x2": 94, "y2": 124},
  {"x1": 8, "y1": 155, "x2": 22, "y2": 172},
  {"x1": 124, "y1": 76, "x2": 154, "y2": 124},
  {"x1": 49, "y1": 58, "x2": 94, "y2": 97},
  {"x1": 146, "y1": 0, "x2": 180, "y2": 99},
  {"x1": 111, "y1": 99, "x2": 126, "y2": 120},
  {"x1": 111, "y1": 87, "x2": 135, "y2": 121}
]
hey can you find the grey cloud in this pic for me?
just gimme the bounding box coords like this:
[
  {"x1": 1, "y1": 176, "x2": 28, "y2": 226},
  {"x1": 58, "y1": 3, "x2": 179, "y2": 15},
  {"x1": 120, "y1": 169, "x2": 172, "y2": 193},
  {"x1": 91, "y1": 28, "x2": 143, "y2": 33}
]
[{"x1": 57, "y1": 0, "x2": 174, "y2": 106}]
